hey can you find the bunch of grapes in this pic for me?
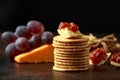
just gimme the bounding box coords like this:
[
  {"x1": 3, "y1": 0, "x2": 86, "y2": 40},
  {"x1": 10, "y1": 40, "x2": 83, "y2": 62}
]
[{"x1": 1, "y1": 20, "x2": 54, "y2": 61}]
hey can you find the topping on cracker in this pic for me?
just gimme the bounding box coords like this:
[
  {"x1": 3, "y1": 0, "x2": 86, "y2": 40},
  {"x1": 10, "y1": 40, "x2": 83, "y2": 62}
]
[
  {"x1": 110, "y1": 52, "x2": 120, "y2": 67},
  {"x1": 89, "y1": 47, "x2": 111, "y2": 66},
  {"x1": 57, "y1": 22, "x2": 83, "y2": 39}
]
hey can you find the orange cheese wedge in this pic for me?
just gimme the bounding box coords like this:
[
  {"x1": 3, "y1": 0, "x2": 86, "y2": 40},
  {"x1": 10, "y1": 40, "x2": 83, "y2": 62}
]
[{"x1": 14, "y1": 44, "x2": 54, "y2": 63}]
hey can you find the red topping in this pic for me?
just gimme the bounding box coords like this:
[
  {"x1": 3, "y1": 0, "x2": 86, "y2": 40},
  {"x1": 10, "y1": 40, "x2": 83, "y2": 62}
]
[
  {"x1": 90, "y1": 47, "x2": 107, "y2": 65},
  {"x1": 110, "y1": 52, "x2": 120, "y2": 63},
  {"x1": 58, "y1": 22, "x2": 78, "y2": 32},
  {"x1": 69, "y1": 22, "x2": 79, "y2": 32},
  {"x1": 58, "y1": 22, "x2": 70, "y2": 29}
]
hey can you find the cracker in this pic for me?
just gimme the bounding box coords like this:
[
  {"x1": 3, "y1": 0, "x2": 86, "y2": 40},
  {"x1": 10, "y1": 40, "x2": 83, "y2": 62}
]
[
  {"x1": 54, "y1": 58, "x2": 89, "y2": 63},
  {"x1": 54, "y1": 49, "x2": 89, "y2": 55},
  {"x1": 53, "y1": 40, "x2": 88, "y2": 46},
  {"x1": 53, "y1": 66, "x2": 89, "y2": 71},
  {"x1": 54, "y1": 60, "x2": 89, "y2": 66},
  {"x1": 54, "y1": 55, "x2": 89, "y2": 60},
  {"x1": 55, "y1": 47, "x2": 90, "y2": 52},
  {"x1": 54, "y1": 52, "x2": 89, "y2": 57},
  {"x1": 53, "y1": 35, "x2": 89, "y2": 43},
  {"x1": 52, "y1": 43, "x2": 89, "y2": 49},
  {"x1": 53, "y1": 65, "x2": 89, "y2": 71},
  {"x1": 54, "y1": 64, "x2": 89, "y2": 69}
]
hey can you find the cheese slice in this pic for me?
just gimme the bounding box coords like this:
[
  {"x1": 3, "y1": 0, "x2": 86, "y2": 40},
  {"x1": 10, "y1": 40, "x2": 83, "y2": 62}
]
[{"x1": 14, "y1": 44, "x2": 54, "y2": 63}]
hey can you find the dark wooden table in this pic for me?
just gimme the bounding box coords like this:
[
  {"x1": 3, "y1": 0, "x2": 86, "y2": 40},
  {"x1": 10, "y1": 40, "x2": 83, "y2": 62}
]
[{"x1": 0, "y1": 33, "x2": 120, "y2": 80}]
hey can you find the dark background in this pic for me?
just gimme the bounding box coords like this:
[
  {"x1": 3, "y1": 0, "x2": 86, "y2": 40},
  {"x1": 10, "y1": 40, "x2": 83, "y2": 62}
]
[{"x1": 0, "y1": 0, "x2": 120, "y2": 33}]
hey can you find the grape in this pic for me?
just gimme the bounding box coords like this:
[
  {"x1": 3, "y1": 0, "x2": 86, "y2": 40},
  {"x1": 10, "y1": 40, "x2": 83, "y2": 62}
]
[
  {"x1": 1, "y1": 31, "x2": 17, "y2": 44},
  {"x1": 29, "y1": 34, "x2": 42, "y2": 49},
  {"x1": 15, "y1": 25, "x2": 32, "y2": 39},
  {"x1": 5, "y1": 42, "x2": 21, "y2": 61},
  {"x1": 41, "y1": 31, "x2": 54, "y2": 44},
  {"x1": 27, "y1": 20, "x2": 45, "y2": 35},
  {"x1": 15, "y1": 37, "x2": 30, "y2": 51}
]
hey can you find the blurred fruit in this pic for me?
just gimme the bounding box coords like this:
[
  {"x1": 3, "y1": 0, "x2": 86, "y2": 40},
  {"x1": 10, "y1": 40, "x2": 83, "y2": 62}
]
[
  {"x1": 41, "y1": 31, "x2": 53, "y2": 44},
  {"x1": 15, "y1": 25, "x2": 32, "y2": 39},
  {"x1": 27, "y1": 20, "x2": 44, "y2": 35},
  {"x1": 1, "y1": 31, "x2": 17, "y2": 44},
  {"x1": 5, "y1": 43, "x2": 21, "y2": 61},
  {"x1": 15, "y1": 37, "x2": 30, "y2": 51},
  {"x1": 1, "y1": 20, "x2": 54, "y2": 62},
  {"x1": 29, "y1": 34, "x2": 42, "y2": 49}
]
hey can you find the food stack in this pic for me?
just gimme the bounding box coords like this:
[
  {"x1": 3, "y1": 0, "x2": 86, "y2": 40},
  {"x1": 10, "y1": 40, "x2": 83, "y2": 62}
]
[{"x1": 52, "y1": 35, "x2": 90, "y2": 71}]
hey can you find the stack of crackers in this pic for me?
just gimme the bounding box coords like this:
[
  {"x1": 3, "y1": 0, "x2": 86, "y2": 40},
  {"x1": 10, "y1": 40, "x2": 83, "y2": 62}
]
[{"x1": 52, "y1": 35, "x2": 90, "y2": 71}]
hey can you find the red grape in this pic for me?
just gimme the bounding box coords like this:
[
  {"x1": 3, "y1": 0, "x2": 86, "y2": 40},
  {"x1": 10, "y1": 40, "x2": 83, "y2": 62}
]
[
  {"x1": 15, "y1": 37, "x2": 30, "y2": 51},
  {"x1": 5, "y1": 42, "x2": 21, "y2": 61},
  {"x1": 29, "y1": 34, "x2": 42, "y2": 49},
  {"x1": 1, "y1": 31, "x2": 17, "y2": 44},
  {"x1": 15, "y1": 25, "x2": 32, "y2": 39},
  {"x1": 27, "y1": 20, "x2": 44, "y2": 35},
  {"x1": 41, "y1": 31, "x2": 53, "y2": 44}
]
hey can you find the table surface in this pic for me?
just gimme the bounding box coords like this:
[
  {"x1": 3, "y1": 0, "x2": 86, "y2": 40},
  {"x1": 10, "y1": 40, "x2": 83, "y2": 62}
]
[{"x1": 0, "y1": 33, "x2": 120, "y2": 80}]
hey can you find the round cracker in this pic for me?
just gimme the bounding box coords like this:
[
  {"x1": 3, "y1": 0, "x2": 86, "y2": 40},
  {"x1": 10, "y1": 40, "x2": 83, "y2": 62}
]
[
  {"x1": 54, "y1": 48, "x2": 89, "y2": 55},
  {"x1": 54, "y1": 52, "x2": 89, "y2": 57},
  {"x1": 54, "y1": 64, "x2": 89, "y2": 68},
  {"x1": 52, "y1": 43, "x2": 89, "y2": 49},
  {"x1": 55, "y1": 47, "x2": 90, "y2": 52},
  {"x1": 53, "y1": 65, "x2": 89, "y2": 71},
  {"x1": 54, "y1": 55, "x2": 89, "y2": 60},
  {"x1": 54, "y1": 60, "x2": 89, "y2": 66},
  {"x1": 53, "y1": 35, "x2": 89, "y2": 43},
  {"x1": 53, "y1": 66, "x2": 89, "y2": 71},
  {"x1": 53, "y1": 40, "x2": 88, "y2": 46},
  {"x1": 54, "y1": 58, "x2": 89, "y2": 63}
]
